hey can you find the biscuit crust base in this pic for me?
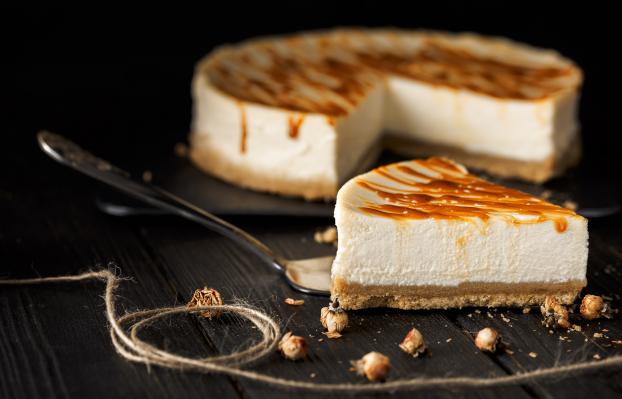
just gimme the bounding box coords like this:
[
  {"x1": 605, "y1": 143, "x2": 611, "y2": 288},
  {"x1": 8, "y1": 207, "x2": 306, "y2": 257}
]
[
  {"x1": 383, "y1": 134, "x2": 581, "y2": 184},
  {"x1": 189, "y1": 140, "x2": 337, "y2": 201},
  {"x1": 332, "y1": 277, "x2": 586, "y2": 310}
]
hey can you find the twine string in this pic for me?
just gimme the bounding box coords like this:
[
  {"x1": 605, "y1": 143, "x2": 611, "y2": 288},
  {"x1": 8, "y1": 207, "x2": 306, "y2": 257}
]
[{"x1": 1, "y1": 269, "x2": 621, "y2": 392}]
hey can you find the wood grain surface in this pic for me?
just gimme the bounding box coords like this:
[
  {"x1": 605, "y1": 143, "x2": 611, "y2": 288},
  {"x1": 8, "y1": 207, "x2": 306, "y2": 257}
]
[{"x1": 1, "y1": 146, "x2": 621, "y2": 399}]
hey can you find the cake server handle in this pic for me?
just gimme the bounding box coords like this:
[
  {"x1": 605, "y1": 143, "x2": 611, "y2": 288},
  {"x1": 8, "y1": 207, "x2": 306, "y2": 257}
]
[{"x1": 36, "y1": 131, "x2": 288, "y2": 274}]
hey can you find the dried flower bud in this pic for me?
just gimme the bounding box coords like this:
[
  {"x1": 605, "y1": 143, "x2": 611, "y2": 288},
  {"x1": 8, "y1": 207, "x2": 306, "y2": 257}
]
[
  {"x1": 278, "y1": 332, "x2": 308, "y2": 360},
  {"x1": 187, "y1": 287, "x2": 223, "y2": 319},
  {"x1": 320, "y1": 298, "x2": 348, "y2": 334},
  {"x1": 351, "y1": 352, "x2": 391, "y2": 381},
  {"x1": 475, "y1": 327, "x2": 499, "y2": 352},
  {"x1": 580, "y1": 295, "x2": 606, "y2": 320},
  {"x1": 540, "y1": 296, "x2": 570, "y2": 329},
  {"x1": 399, "y1": 327, "x2": 427, "y2": 357}
]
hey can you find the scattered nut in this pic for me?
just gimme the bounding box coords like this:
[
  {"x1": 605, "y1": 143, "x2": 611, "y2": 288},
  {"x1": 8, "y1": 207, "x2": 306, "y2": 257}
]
[
  {"x1": 278, "y1": 332, "x2": 308, "y2": 360},
  {"x1": 399, "y1": 327, "x2": 427, "y2": 357},
  {"x1": 540, "y1": 296, "x2": 570, "y2": 329},
  {"x1": 475, "y1": 327, "x2": 499, "y2": 353},
  {"x1": 187, "y1": 287, "x2": 223, "y2": 319},
  {"x1": 593, "y1": 354, "x2": 602, "y2": 360},
  {"x1": 285, "y1": 298, "x2": 305, "y2": 306},
  {"x1": 593, "y1": 332, "x2": 603, "y2": 338},
  {"x1": 580, "y1": 295, "x2": 606, "y2": 320},
  {"x1": 314, "y1": 226, "x2": 337, "y2": 245},
  {"x1": 528, "y1": 352, "x2": 538, "y2": 358},
  {"x1": 522, "y1": 307, "x2": 532, "y2": 314},
  {"x1": 320, "y1": 297, "x2": 348, "y2": 334},
  {"x1": 351, "y1": 352, "x2": 391, "y2": 381}
]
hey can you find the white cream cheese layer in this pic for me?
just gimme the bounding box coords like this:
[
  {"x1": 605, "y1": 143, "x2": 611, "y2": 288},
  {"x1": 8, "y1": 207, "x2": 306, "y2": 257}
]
[
  {"x1": 192, "y1": 71, "x2": 579, "y2": 187},
  {"x1": 192, "y1": 77, "x2": 339, "y2": 190},
  {"x1": 191, "y1": 76, "x2": 385, "y2": 195},
  {"x1": 331, "y1": 159, "x2": 588, "y2": 287},
  {"x1": 383, "y1": 76, "x2": 579, "y2": 162},
  {"x1": 332, "y1": 208, "x2": 587, "y2": 287}
]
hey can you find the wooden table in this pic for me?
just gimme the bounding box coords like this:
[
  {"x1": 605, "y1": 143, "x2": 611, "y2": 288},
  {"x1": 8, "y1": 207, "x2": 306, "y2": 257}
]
[{"x1": 1, "y1": 138, "x2": 622, "y2": 398}]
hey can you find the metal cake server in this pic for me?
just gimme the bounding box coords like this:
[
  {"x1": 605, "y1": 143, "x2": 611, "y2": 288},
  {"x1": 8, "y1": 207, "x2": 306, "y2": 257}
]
[{"x1": 37, "y1": 131, "x2": 332, "y2": 296}]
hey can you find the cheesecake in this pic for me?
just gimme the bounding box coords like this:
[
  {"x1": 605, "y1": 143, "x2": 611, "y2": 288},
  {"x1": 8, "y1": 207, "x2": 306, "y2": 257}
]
[
  {"x1": 331, "y1": 157, "x2": 588, "y2": 310},
  {"x1": 190, "y1": 29, "x2": 582, "y2": 200}
]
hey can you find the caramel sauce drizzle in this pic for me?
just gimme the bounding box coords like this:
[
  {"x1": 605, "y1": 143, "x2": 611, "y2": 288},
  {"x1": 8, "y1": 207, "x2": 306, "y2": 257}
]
[
  {"x1": 205, "y1": 31, "x2": 579, "y2": 115},
  {"x1": 238, "y1": 101, "x2": 247, "y2": 154},
  {"x1": 357, "y1": 158, "x2": 574, "y2": 233},
  {"x1": 287, "y1": 114, "x2": 305, "y2": 139}
]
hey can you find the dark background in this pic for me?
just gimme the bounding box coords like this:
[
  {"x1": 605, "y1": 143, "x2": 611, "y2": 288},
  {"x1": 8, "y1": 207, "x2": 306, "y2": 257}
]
[
  {"x1": 1, "y1": 6, "x2": 622, "y2": 399},
  {"x1": 1, "y1": 4, "x2": 620, "y2": 181}
]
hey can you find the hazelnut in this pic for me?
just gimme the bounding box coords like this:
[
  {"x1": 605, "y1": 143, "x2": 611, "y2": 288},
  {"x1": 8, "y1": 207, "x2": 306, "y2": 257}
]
[
  {"x1": 351, "y1": 351, "x2": 391, "y2": 381},
  {"x1": 580, "y1": 295, "x2": 606, "y2": 320},
  {"x1": 320, "y1": 298, "x2": 348, "y2": 334},
  {"x1": 475, "y1": 327, "x2": 499, "y2": 352},
  {"x1": 187, "y1": 287, "x2": 223, "y2": 319},
  {"x1": 540, "y1": 296, "x2": 570, "y2": 329},
  {"x1": 399, "y1": 327, "x2": 427, "y2": 357},
  {"x1": 278, "y1": 332, "x2": 308, "y2": 360}
]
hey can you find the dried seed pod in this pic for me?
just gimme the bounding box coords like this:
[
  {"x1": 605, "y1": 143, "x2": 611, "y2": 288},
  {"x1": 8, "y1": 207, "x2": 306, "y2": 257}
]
[
  {"x1": 399, "y1": 327, "x2": 427, "y2": 357},
  {"x1": 278, "y1": 332, "x2": 308, "y2": 360},
  {"x1": 351, "y1": 351, "x2": 391, "y2": 381},
  {"x1": 475, "y1": 327, "x2": 499, "y2": 352},
  {"x1": 187, "y1": 287, "x2": 223, "y2": 319},
  {"x1": 320, "y1": 297, "x2": 348, "y2": 334},
  {"x1": 580, "y1": 295, "x2": 606, "y2": 320},
  {"x1": 540, "y1": 296, "x2": 570, "y2": 329}
]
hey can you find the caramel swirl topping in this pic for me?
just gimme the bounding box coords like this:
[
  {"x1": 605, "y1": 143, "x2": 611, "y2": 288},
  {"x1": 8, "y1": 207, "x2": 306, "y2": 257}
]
[
  {"x1": 202, "y1": 30, "x2": 581, "y2": 116},
  {"x1": 355, "y1": 158, "x2": 576, "y2": 232}
]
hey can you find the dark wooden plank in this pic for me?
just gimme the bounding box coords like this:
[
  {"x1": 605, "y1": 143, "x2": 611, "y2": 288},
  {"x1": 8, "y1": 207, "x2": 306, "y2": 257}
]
[
  {"x1": 0, "y1": 186, "x2": 243, "y2": 399},
  {"x1": 137, "y1": 217, "x2": 533, "y2": 399},
  {"x1": 1, "y1": 153, "x2": 619, "y2": 399}
]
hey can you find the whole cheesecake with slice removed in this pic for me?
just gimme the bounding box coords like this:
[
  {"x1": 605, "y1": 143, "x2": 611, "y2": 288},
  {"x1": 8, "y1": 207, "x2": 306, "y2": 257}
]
[
  {"x1": 190, "y1": 29, "x2": 582, "y2": 200},
  {"x1": 331, "y1": 157, "x2": 588, "y2": 310}
]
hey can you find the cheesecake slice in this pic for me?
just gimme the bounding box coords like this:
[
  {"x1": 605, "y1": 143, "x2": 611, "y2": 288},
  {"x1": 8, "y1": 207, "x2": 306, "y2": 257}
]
[
  {"x1": 190, "y1": 29, "x2": 582, "y2": 200},
  {"x1": 331, "y1": 157, "x2": 588, "y2": 310}
]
